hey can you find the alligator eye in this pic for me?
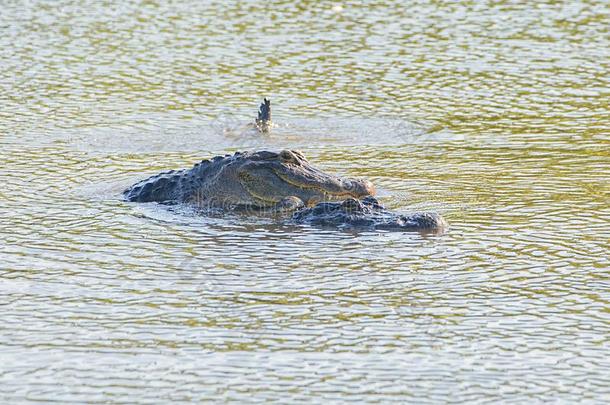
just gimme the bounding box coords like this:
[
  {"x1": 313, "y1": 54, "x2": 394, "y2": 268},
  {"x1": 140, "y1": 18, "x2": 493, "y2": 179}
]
[
  {"x1": 280, "y1": 150, "x2": 298, "y2": 164},
  {"x1": 341, "y1": 198, "x2": 362, "y2": 211}
]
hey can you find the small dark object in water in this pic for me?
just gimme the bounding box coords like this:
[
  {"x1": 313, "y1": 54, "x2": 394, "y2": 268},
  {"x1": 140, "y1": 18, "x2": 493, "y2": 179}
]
[{"x1": 255, "y1": 98, "x2": 271, "y2": 132}]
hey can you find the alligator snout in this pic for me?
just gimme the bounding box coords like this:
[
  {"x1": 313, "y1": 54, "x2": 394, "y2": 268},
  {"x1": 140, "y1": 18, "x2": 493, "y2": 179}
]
[{"x1": 343, "y1": 178, "x2": 375, "y2": 198}]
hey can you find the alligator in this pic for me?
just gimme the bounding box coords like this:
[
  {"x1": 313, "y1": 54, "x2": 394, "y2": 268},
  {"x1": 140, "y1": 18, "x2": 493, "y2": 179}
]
[
  {"x1": 291, "y1": 196, "x2": 447, "y2": 233},
  {"x1": 124, "y1": 99, "x2": 447, "y2": 232},
  {"x1": 124, "y1": 149, "x2": 375, "y2": 212}
]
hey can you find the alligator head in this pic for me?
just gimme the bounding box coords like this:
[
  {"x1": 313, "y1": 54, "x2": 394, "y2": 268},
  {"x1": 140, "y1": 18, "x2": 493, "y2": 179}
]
[
  {"x1": 291, "y1": 196, "x2": 447, "y2": 233},
  {"x1": 193, "y1": 150, "x2": 375, "y2": 209}
]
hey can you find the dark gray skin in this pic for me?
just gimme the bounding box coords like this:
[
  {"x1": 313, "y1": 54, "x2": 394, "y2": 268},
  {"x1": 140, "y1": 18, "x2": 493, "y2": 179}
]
[
  {"x1": 291, "y1": 196, "x2": 447, "y2": 233},
  {"x1": 124, "y1": 150, "x2": 375, "y2": 211}
]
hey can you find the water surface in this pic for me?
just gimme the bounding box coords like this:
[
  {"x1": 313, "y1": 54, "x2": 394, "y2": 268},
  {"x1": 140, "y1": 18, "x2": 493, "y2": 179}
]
[{"x1": 1, "y1": 0, "x2": 609, "y2": 403}]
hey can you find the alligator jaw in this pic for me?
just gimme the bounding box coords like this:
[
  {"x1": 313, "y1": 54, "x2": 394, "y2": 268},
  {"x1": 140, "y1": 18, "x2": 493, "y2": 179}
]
[{"x1": 274, "y1": 171, "x2": 375, "y2": 204}]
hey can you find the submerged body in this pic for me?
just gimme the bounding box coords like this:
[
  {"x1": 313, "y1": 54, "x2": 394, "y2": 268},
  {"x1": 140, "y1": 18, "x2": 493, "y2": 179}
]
[
  {"x1": 291, "y1": 196, "x2": 447, "y2": 233},
  {"x1": 123, "y1": 150, "x2": 375, "y2": 211}
]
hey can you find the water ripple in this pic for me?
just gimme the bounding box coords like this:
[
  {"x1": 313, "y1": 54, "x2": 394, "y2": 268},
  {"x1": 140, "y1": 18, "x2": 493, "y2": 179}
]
[{"x1": 1, "y1": 0, "x2": 609, "y2": 402}]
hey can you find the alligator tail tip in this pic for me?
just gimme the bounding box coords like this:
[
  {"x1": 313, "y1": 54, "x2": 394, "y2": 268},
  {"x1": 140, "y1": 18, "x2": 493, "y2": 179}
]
[
  {"x1": 255, "y1": 97, "x2": 271, "y2": 132},
  {"x1": 258, "y1": 98, "x2": 271, "y2": 121}
]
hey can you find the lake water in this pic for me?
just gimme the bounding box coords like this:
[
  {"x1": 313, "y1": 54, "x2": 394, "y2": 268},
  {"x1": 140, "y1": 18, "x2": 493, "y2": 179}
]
[{"x1": 1, "y1": 0, "x2": 609, "y2": 402}]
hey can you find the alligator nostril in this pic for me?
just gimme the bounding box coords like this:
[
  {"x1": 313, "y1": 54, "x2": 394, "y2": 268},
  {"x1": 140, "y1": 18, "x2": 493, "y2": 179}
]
[
  {"x1": 343, "y1": 179, "x2": 375, "y2": 197},
  {"x1": 361, "y1": 180, "x2": 376, "y2": 196}
]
